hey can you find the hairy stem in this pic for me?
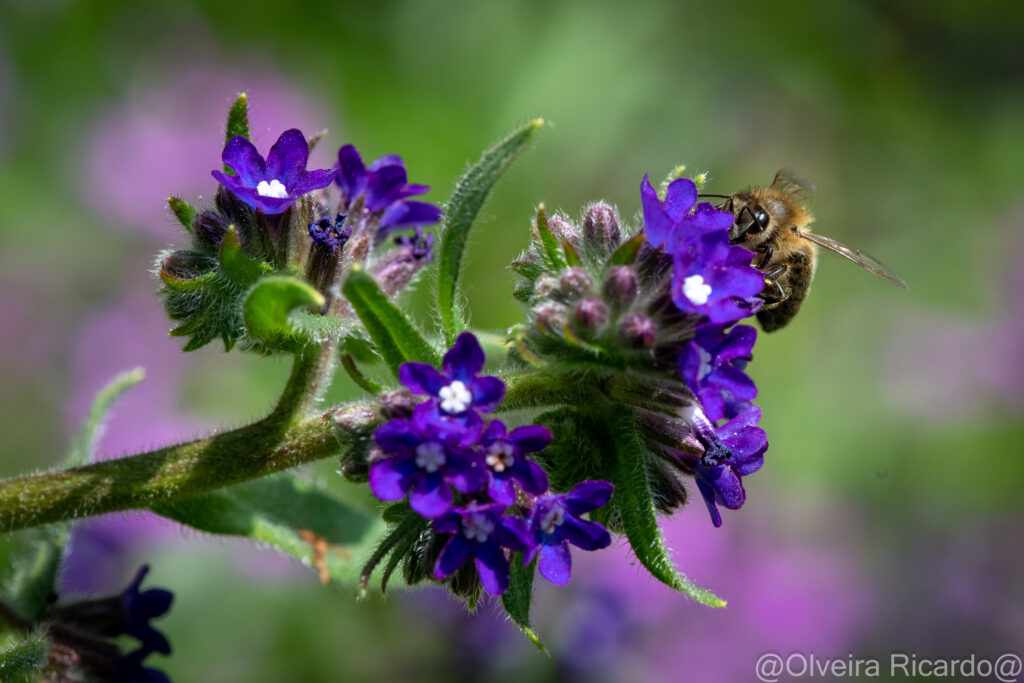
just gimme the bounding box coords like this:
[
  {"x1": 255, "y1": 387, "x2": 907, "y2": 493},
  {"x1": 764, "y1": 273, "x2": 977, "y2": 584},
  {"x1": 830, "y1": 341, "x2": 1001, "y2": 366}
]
[{"x1": 0, "y1": 403, "x2": 377, "y2": 533}]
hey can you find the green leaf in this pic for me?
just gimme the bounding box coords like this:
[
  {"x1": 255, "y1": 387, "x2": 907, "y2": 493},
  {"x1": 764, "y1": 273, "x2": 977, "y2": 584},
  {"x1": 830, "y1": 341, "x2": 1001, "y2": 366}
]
[
  {"x1": 167, "y1": 196, "x2": 197, "y2": 233},
  {"x1": 343, "y1": 265, "x2": 441, "y2": 377},
  {"x1": 436, "y1": 118, "x2": 544, "y2": 345},
  {"x1": 534, "y1": 204, "x2": 567, "y2": 270},
  {"x1": 66, "y1": 367, "x2": 145, "y2": 468},
  {"x1": 341, "y1": 354, "x2": 385, "y2": 394},
  {"x1": 0, "y1": 634, "x2": 48, "y2": 680},
  {"x1": 151, "y1": 475, "x2": 383, "y2": 587},
  {"x1": 609, "y1": 232, "x2": 645, "y2": 266},
  {"x1": 243, "y1": 275, "x2": 325, "y2": 352},
  {"x1": 502, "y1": 553, "x2": 545, "y2": 650},
  {"x1": 220, "y1": 225, "x2": 269, "y2": 286},
  {"x1": 359, "y1": 507, "x2": 428, "y2": 595},
  {"x1": 606, "y1": 409, "x2": 726, "y2": 607},
  {"x1": 561, "y1": 240, "x2": 582, "y2": 267},
  {"x1": 223, "y1": 92, "x2": 250, "y2": 173}
]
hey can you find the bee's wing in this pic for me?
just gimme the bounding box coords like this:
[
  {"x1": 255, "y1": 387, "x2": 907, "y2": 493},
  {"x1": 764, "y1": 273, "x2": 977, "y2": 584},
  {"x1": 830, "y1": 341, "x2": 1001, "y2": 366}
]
[
  {"x1": 797, "y1": 229, "x2": 908, "y2": 289},
  {"x1": 771, "y1": 168, "x2": 817, "y2": 203}
]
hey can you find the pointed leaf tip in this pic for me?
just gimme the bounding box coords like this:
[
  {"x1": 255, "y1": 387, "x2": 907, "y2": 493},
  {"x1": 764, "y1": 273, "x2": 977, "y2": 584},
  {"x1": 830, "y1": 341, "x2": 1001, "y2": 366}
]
[
  {"x1": 243, "y1": 275, "x2": 325, "y2": 351},
  {"x1": 168, "y1": 196, "x2": 197, "y2": 232}
]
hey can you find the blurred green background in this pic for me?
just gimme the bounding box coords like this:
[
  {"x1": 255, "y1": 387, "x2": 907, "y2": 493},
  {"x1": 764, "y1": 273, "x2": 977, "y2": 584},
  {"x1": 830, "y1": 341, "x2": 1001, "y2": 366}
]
[{"x1": 1, "y1": 0, "x2": 1023, "y2": 681}]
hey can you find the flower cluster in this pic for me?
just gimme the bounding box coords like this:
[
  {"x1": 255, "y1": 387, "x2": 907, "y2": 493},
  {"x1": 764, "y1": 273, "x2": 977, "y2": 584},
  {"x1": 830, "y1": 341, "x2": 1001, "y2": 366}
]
[
  {"x1": 46, "y1": 565, "x2": 173, "y2": 682},
  {"x1": 640, "y1": 174, "x2": 767, "y2": 526},
  {"x1": 369, "y1": 333, "x2": 613, "y2": 594}
]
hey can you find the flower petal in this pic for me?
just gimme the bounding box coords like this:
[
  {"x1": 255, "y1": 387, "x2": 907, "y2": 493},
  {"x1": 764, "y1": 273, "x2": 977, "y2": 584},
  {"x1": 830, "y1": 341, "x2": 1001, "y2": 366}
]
[
  {"x1": 336, "y1": 144, "x2": 368, "y2": 200},
  {"x1": 663, "y1": 177, "x2": 698, "y2": 221},
  {"x1": 398, "y1": 362, "x2": 448, "y2": 397},
  {"x1": 537, "y1": 541, "x2": 572, "y2": 586},
  {"x1": 378, "y1": 201, "x2": 443, "y2": 233},
  {"x1": 373, "y1": 418, "x2": 419, "y2": 454},
  {"x1": 366, "y1": 161, "x2": 409, "y2": 211},
  {"x1": 560, "y1": 515, "x2": 612, "y2": 551},
  {"x1": 495, "y1": 515, "x2": 534, "y2": 552},
  {"x1": 221, "y1": 136, "x2": 266, "y2": 186},
  {"x1": 409, "y1": 472, "x2": 453, "y2": 518},
  {"x1": 507, "y1": 425, "x2": 552, "y2": 454},
  {"x1": 487, "y1": 475, "x2": 516, "y2": 506},
  {"x1": 695, "y1": 477, "x2": 724, "y2": 527},
  {"x1": 265, "y1": 129, "x2": 309, "y2": 188},
  {"x1": 289, "y1": 168, "x2": 337, "y2": 196},
  {"x1": 434, "y1": 535, "x2": 472, "y2": 579},
  {"x1": 564, "y1": 480, "x2": 614, "y2": 515},
  {"x1": 368, "y1": 456, "x2": 416, "y2": 501},
  {"x1": 470, "y1": 376, "x2": 506, "y2": 413},
  {"x1": 474, "y1": 540, "x2": 511, "y2": 595},
  {"x1": 443, "y1": 332, "x2": 486, "y2": 381},
  {"x1": 510, "y1": 458, "x2": 549, "y2": 495},
  {"x1": 641, "y1": 174, "x2": 672, "y2": 249}
]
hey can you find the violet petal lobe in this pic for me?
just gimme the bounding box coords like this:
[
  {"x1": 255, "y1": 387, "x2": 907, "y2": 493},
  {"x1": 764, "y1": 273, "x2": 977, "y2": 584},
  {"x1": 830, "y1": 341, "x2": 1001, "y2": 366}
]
[
  {"x1": 434, "y1": 534, "x2": 473, "y2": 579},
  {"x1": 265, "y1": 128, "x2": 309, "y2": 186},
  {"x1": 641, "y1": 174, "x2": 672, "y2": 249},
  {"x1": 696, "y1": 476, "x2": 724, "y2": 527},
  {"x1": 663, "y1": 177, "x2": 698, "y2": 221},
  {"x1": 336, "y1": 144, "x2": 367, "y2": 198},
  {"x1": 507, "y1": 424, "x2": 553, "y2": 453},
  {"x1": 409, "y1": 472, "x2": 454, "y2": 518},
  {"x1": 474, "y1": 540, "x2": 511, "y2": 595},
  {"x1": 221, "y1": 135, "x2": 265, "y2": 186},
  {"x1": 368, "y1": 457, "x2": 416, "y2": 501},
  {"x1": 399, "y1": 362, "x2": 449, "y2": 397},
  {"x1": 378, "y1": 201, "x2": 443, "y2": 232},
  {"x1": 443, "y1": 332, "x2": 487, "y2": 381},
  {"x1": 538, "y1": 541, "x2": 572, "y2": 586},
  {"x1": 560, "y1": 515, "x2": 612, "y2": 551},
  {"x1": 469, "y1": 376, "x2": 506, "y2": 413},
  {"x1": 564, "y1": 480, "x2": 614, "y2": 515}
]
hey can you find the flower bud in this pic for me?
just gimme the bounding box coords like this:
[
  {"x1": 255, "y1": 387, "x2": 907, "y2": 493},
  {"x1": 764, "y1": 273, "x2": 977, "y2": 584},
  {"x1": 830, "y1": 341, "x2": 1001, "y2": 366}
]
[
  {"x1": 340, "y1": 445, "x2": 370, "y2": 483},
  {"x1": 583, "y1": 202, "x2": 621, "y2": 250},
  {"x1": 603, "y1": 266, "x2": 639, "y2": 308},
  {"x1": 560, "y1": 267, "x2": 593, "y2": 298},
  {"x1": 534, "y1": 274, "x2": 560, "y2": 298},
  {"x1": 619, "y1": 312, "x2": 657, "y2": 348},
  {"x1": 534, "y1": 302, "x2": 569, "y2": 334},
  {"x1": 378, "y1": 389, "x2": 420, "y2": 419},
  {"x1": 193, "y1": 210, "x2": 228, "y2": 249},
  {"x1": 574, "y1": 298, "x2": 609, "y2": 332},
  {"x1": 547, "y1": 214, "x2": 582, "y2": 243}
]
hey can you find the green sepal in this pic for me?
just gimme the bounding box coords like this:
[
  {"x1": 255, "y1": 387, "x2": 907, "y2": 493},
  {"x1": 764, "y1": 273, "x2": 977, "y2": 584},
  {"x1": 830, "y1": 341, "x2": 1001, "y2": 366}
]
[
  {"x1": 609, "y1": 232, "x2": 645, "y2": 266},
  {"x1": 561, "y1": 240, "x2": 581, "y2": 267},
  {"x1": 168, "y1": 196, "x2": 197, "y2": 233},
  {"x1": 502, "y1": 553, "x2": 545, "y2": 650},
  {"x1": 343, "y1": 265, "x2": 441, "y2": 378},
  {"x1": 606, "y1": 409, "x2": 725, "y2": 607},
  {"x1": 359, "y1": 503, "x2": 429, "y2": 595},
  {"x1": 220, "y1": 225, "x2": 270, "y2": 286},
  {"x1": 341, "y1": 354, "x2": 385, "y2": 394},
  {"x1": 0, "y1": 634, "x2": 48, "y2": 680},
  {"x1": 435, "y1": 118, "x2": 544, "y2": 345},
  {"x1": 151, "y1": 474, "x2": 382, "y2": 587},
  {"x1": 243, "y1": 275, "x2": 325, "y2": 352},
  {"x1": 223, "y1": 92, "x2": 250, "y2": 173},
  {"x1": 534, "y1": 204, "x2": 568, "y2": 270},
  {"x1": 159, "y1": 268, "x2": 216, "y2": 293}
]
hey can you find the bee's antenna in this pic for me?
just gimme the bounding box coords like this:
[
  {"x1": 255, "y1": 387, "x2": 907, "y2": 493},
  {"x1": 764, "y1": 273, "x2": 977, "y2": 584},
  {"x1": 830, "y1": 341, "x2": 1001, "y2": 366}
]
[{"x1": 697, "y1": 193, "x2": 731, "y2": 199}]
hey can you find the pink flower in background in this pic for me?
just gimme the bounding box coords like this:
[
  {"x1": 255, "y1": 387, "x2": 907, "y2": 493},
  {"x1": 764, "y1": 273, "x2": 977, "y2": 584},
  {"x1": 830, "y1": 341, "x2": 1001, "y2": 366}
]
[{"x1": 77, "y1": 62, "x2": 331, "y2": 238}]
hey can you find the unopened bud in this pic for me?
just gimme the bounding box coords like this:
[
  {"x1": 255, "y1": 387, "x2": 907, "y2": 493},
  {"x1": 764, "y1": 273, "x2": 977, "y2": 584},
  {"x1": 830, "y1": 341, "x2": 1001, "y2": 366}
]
[
  {"x1": 583, "y1": 202, "x2": 621, "y2": 250},
  {"x1": 619, "y1": 312, "x2": 657, "y2": 348},
  {"x1": 560, "y1": 267, "x2": 593, "y2": 298},
  {"x1": 534, "y1": 302, "x2": 569, "y2": 334},
  {"x1": 603, "y1": 266, "x2": 639, "y2": 308},
  {"x1": 534, "y1": 274, "x2": 560, "y2": 298},
  {"x1": 378, "y1": 389, "x2": 420, "y2": 419},
  {"x1": 547, "y1": 214, "x2": 582, "y2": 243},
  {"x1": 193, "y1": 210, "x2": 228, "y2": 249},
  {"x1": 574, "y1": 298, "x2": 609, "y2": 331},
  {"x1": 340, "y1": 446, "x2": 370, "y2": 482}
]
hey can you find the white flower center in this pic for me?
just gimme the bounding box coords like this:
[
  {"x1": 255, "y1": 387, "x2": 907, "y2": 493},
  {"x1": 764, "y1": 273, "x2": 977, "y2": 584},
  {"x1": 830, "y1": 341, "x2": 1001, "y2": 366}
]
[
  {"x1": 438, "y1": 380, "x2": 472, "y2": 414},
  {"x1": 485, "y1": 442, "x2": 516, "y2": 472},
  {"x1": 256, "y1": 179, "x2": 289, "y2": 198},
  {"x1": 540, "y1": 502, "x2": 566, "y2": 535},
  {"x1": 462, "y1": 512, "x2": 495, "y2": 543},
  {"x1": 682, "y1": 274, "x2": 712, "y2": 305},
  {"x1": 414, "y1": 441, "x2": 446, "y2": 473}
]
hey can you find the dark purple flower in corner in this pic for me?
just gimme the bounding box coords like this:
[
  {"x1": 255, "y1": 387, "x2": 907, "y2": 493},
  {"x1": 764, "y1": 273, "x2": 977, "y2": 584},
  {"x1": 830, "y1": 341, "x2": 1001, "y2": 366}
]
[
  {"x1": 211, "y1": 129, "x2": 335, "y2": 214},
  {"x1": 526, "y1": 481, "x2": 613, "y2": 586},
  {"x1": 689, "y1": 405, "x2": 767, "y2": 527},
  {"x1": 480, "y1": 420, "x2": 551, "y2": 505},
  {"x1": 111, "y1": 647, "x2": 172, "y2": 683},
  {"x1": 336, "y1": 144, "x2": 442, "y2": 237},
  {"x1": 120, "y1": 565, "x2": 174, "y2": 655},
  {"x1": 399, "y1": 333, "x2": 506, "y2": 423},
  {"x1": 370, "y1": 403, "x2": 487, "y2": 518},
  {"x1": 680, "y1": 323, "x2": 758, "y2": 422},
  {"x1": 308, "y1": 213, "x2": 351, "y2": 252},
  {"x1": 670, "y1": 227, "x2": 764, "y2": 324},
  {"x1": 433, "y1": 502, "x2": 535, "y2": 595}
]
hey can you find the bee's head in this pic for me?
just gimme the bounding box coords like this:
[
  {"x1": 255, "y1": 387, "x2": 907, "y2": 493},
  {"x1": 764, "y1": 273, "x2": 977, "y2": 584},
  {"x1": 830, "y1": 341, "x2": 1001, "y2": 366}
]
[{"x1": 725, "y1": 192, "x2": 771, "y2": 246}]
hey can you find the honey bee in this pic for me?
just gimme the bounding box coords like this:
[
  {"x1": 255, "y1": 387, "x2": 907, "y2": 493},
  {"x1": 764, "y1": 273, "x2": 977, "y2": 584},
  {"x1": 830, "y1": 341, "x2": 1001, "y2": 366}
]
[{"x1": 701, "y1": 169, "x2": 907, "y2": 332}]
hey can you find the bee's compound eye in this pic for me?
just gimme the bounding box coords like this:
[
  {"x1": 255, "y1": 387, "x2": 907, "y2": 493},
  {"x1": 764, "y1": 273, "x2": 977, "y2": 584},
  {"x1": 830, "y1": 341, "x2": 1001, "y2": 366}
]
[{"x1": 754, "y1": 207, "x2": 770, "y2": 230}]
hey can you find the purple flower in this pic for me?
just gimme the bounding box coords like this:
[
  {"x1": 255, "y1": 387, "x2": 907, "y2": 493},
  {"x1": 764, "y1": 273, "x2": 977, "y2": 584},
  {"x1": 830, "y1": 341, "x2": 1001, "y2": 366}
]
[
  {"x1": 689, "y1": 406, "x2": 767, "y2": 527},
  {"x1": 526, "y1": 481, "x2": 613, "y2": 586},
  {"x1": 370, "y1": 403, "x2": 487, "y2": 518},
  {"x1": 432, "y1": 503, "x2": 535, "y2": 595},
  {"x1": 641, "y1": 174, "x2": 734, "y2": 251},
  {"x1": 399, "y1": 333, "x2": 506, "y2": 423},
  {"x1": 111, "y1": 646, "x2": 172, "y2": 683},
  {"x1": 480, "y1": 420, "x2": 551, "y2": 505},
  {"x1": 120, "y1": 565, "x2": 174, "y2": 655},
  {"x1": 671, "y1": 228, "x2": 763, "y2": 324},
  {"x1": 211, "y1": 129, "x2": 335, "y2": 214},
  {"x1": 336, "y1": 144, "x2": 442, "y2": 237},
  {"x1": 393, "y1": 226, "x2": 435, "y2": 263},
  {"x1": 680, "y1": 323, "x2": 758, "y2": 422},
  {"x1": 308, "y1": 213, "x2": 351, "y2": 252}
]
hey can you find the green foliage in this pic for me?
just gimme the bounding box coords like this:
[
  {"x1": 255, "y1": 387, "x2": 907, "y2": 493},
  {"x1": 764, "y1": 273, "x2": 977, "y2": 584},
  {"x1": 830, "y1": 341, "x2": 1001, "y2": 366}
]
[
  {"x1": 605, "y1": 410, "x2": 725, "y2": 607},
  {"x1": 502, "y1": 554, "x2": 544, "y2": 651},
  {"x1": 151, "y1": 475, "x2": 382, "y2": 587},
  {"x1": 435, "y1": 119, "x2": 544, "y2": 345},
  {"x1": 343, "y1": 266, "x2": 441, "y2": 378},
  {"x1": 534, "y1": 204, "x2": 568, "y2": 270},
  {"x1": 223, "y1": 92, "x2": 250, "y2": 173},
  {"x1": 359, "y1": 504, "x2": 429, "y2": 594},
  {"x1": 0, "y1": 634, "x2": 48, "y2": 681},
  {"x1": 243, "y1": 275, "x2": 326, "y2": 352},
  {"x1": 66, "y1": 367, "x2": 145, "y2": 468},
  {"x1": 168, "y1": 196, "x2": 197, "y2": 233}
]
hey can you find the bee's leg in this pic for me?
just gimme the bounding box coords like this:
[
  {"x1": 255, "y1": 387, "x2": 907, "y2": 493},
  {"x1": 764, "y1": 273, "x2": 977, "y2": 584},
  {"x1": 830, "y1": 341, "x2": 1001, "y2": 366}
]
[
  {"x1": 763, "y1": 263, "x2": 787, "y2": 280},
  {"x1": 756, "y1": 246, "x2": 774, "y2": 269},
  {"x1": 759, "y1": 279, "x2": 789, "y2": 310}
]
